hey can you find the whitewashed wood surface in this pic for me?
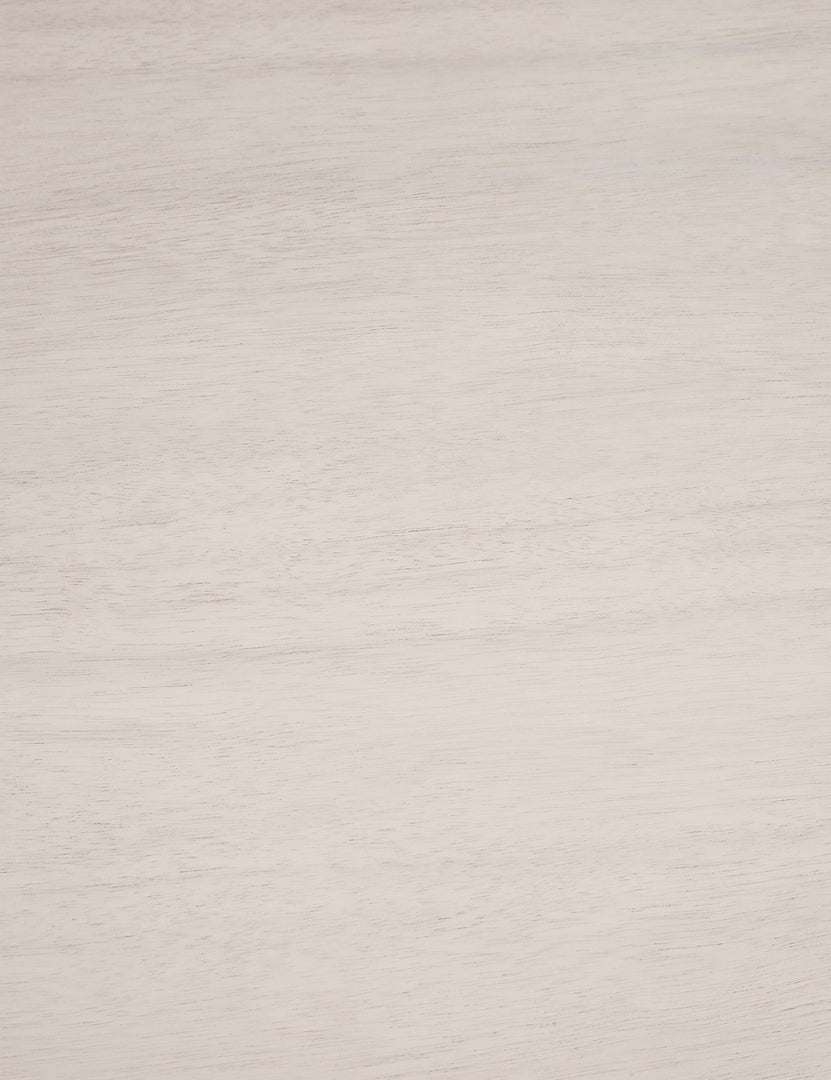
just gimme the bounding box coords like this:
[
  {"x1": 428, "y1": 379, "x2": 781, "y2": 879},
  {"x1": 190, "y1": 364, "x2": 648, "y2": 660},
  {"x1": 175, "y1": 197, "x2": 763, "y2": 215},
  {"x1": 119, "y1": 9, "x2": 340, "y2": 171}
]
[{"x1": 3, "y1": 2, "x2": 830, "y2": 1077}]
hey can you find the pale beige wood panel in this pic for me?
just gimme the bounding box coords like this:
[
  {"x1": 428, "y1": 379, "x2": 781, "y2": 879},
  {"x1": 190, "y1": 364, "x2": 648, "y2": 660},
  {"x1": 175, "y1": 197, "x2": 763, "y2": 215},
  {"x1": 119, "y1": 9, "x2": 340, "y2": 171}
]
[{"x1": 3, "y1": 2, "x2": 830, "y2": 1077}]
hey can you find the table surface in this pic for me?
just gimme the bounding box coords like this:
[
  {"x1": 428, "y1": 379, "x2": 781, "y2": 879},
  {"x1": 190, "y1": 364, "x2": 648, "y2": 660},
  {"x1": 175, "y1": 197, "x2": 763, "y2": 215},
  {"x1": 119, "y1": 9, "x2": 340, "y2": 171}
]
[{"x1": 3, "y1": 2, "x2": 830, "y2": 1077}]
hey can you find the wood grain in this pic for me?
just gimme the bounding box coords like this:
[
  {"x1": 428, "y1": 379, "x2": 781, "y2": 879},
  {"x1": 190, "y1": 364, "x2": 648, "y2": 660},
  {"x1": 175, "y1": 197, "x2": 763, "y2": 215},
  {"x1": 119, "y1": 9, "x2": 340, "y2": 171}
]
[{"x1": 3, "y1": 2, "x2": 830, "y2": 1077}]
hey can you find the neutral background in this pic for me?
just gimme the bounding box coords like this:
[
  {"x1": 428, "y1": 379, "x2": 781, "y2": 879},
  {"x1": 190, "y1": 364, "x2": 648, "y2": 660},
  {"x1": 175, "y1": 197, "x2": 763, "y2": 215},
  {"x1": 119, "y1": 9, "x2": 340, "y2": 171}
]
[{"x1": 3, "y1": 2, "x2": 830, "y2": 1077}]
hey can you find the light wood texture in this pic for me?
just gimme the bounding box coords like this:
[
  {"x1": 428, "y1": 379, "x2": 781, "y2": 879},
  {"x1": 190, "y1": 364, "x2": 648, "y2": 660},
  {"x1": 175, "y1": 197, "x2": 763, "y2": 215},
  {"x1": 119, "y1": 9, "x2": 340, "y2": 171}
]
[{"x1": 3, "y1": 2, "x2": 830, "y2": 1077}]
